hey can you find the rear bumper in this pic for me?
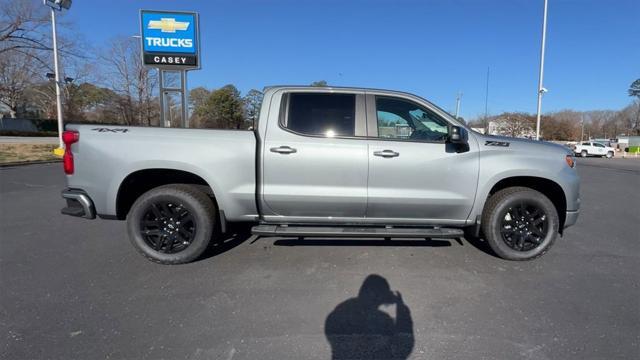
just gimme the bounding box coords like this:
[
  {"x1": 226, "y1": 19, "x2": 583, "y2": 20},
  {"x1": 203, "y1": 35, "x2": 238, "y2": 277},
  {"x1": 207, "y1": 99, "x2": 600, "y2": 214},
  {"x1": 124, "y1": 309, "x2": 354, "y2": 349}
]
[
  {"x1": 564, "y1": 210, "x2": 580, "y2": 229},
  {"x1": 61, "y1": 189, "x2": 96, "y2": 219}
]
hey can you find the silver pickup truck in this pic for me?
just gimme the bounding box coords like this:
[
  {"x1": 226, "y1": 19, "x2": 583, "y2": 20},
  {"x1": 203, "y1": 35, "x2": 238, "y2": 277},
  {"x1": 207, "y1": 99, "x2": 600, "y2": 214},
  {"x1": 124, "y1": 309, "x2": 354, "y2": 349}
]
[{"x1": 60, "y1": 86, "x2": 580, "y2": 264}]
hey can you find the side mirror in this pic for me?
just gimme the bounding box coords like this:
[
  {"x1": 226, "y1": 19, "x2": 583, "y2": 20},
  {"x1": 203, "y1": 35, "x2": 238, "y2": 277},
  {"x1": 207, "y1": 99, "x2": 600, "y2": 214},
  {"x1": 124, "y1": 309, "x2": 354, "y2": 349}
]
[{"x1": 448, "y1": 126, "x2": 467, "y2": 144}]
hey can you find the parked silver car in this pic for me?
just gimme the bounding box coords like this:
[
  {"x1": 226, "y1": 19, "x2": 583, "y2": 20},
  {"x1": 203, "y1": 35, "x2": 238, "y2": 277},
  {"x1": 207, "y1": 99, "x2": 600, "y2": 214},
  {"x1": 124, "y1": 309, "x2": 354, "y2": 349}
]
[{"x1": 60, "y1": 86, "x2": 580, "y2": 263}]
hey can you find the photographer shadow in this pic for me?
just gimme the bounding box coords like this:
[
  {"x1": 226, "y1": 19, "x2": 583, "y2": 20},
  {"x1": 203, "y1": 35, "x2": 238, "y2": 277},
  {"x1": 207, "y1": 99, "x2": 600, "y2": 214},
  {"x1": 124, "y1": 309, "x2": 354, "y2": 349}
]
[{"x1": 325, "y1": 275, "x2": 414, "y2": 360}]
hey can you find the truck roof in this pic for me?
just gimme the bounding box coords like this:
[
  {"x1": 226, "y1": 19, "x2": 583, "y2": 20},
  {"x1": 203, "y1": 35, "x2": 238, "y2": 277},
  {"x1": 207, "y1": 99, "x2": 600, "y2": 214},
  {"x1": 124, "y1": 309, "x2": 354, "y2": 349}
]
[{"x1": 262, "y1": 85, "x2": 459, "y2": 123}]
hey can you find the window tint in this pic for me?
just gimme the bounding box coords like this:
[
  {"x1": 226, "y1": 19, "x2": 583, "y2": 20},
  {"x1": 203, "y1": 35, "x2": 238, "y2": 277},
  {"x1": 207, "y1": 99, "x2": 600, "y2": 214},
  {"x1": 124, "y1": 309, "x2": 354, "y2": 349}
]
[
  {"x1": 581, "y1": 142, "x2": 591, "y2": 146},
  {"x1": 376, "y1": 96, "x2": 449, "y2": 141},
  {"x1": 285, "y1": 93, "x2": 355, "y2": 137},
  {"x1": 594, "y1": 143, "x2": 605, "y2": 148}
]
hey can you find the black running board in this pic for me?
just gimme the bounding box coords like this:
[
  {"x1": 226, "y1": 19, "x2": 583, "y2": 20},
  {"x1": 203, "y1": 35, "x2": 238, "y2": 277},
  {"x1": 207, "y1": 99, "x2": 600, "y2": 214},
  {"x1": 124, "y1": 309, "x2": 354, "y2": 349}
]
[{"x1": 251, "y1": 225, "x2": 463, "y2": 239}]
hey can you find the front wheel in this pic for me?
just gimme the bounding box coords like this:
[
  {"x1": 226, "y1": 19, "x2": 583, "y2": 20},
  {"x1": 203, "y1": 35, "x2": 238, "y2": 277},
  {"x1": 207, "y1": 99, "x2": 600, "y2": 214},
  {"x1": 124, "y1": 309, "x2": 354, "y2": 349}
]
[
  {"x1": 606, "y1": 151, "x2": 614, "y2": 159},
  {"x1": 580, "y1": 150, "x2": 588, "y2": 157},
  {"x1": 481, "y1": 187, "x2": 559, "y2": 260},
  {"x1": 127, "y1": 184, "x2": 216, "y2": 264}
]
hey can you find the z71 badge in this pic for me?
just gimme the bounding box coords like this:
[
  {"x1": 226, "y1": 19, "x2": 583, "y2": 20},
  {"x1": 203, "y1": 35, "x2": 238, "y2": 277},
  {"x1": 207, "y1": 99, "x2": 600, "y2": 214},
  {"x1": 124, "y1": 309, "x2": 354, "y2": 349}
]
[{"x1": 485, "y1": 140, "x2": 510, "y2": 147}]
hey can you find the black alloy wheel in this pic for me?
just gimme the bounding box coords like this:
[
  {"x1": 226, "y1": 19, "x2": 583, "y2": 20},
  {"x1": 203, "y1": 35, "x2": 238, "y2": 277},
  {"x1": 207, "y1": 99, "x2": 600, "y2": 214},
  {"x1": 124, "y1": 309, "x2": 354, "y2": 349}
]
[
  {"x1": 127, "y1": 184, "x2": 216, "y2": 264},
  {"x1": 499, "y1": 202, "x2": 548, "y2": 252},
  {"x1": 481, "y1": 187, "x2": 559, "y2": 261},
  {"x1": 140, "y1": 201, "x2": 197, "y2": 254}
]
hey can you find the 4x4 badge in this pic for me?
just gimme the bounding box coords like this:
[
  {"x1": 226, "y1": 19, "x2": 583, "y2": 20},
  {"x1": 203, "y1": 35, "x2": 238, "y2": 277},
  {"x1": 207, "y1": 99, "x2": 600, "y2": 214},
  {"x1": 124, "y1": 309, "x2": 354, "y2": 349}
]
[{"x1": 91, "y1": 128, "x2": 129, "y2": 133}]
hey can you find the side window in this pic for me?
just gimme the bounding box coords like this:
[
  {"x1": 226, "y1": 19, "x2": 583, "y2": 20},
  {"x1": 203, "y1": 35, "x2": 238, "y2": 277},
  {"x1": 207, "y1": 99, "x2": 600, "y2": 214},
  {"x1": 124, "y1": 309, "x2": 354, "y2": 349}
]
[
  {"x1": 376, "y1": 96, "x2": 449, "y2": 142},
  {"x1": 284, "y1": 93, "x2": 355, "y2": 137},
  {"x1": 594, "y1": 143, "x2": 605, "y2": 148},
  {"x1": 581, "y1": 142, "x2": 591, "y2": 146}
]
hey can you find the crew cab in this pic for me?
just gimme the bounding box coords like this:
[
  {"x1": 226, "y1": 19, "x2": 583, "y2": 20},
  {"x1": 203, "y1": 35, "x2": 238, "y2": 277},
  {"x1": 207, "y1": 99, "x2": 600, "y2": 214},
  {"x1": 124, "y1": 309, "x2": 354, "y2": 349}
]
[
  {"x1": 574, "y1": 141, "x2": 615, "y2": 158},
  {"x1": 60, "y1": 86, "x2": 580, "y2": 264}
]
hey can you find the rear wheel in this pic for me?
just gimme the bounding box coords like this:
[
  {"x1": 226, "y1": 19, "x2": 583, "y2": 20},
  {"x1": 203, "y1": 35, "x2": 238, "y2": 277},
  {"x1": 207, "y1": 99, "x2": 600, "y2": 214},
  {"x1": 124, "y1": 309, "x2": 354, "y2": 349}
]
[
  {"x1": 482, "y1": 187, "x2": 559, "y2": 260},
  {"x1": 127, "y1": 184, "x2": 216, "y2": 264},
  {"x1": 581, "y1": 150, "x2": 588, "y2": 157}
]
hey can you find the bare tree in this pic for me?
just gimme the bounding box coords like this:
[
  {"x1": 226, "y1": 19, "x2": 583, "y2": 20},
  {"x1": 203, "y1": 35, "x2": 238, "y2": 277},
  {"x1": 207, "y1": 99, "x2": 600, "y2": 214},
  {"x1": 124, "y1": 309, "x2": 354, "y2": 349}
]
[
  {"x1": 99, "y1": 37, "x2": 158, "y2": 125},
  {"x1": 0, "y1": 48, "x2": 42, "y2": 117},
  {"x1": 243, "y1": 89, "x2": 263, "y2": 128},
  {"x1": 499, "y1": 113, "x2": 536, "y2": 138},
  {"x1": 0, "y1": 1, "x2": 50, "y2": 61}
]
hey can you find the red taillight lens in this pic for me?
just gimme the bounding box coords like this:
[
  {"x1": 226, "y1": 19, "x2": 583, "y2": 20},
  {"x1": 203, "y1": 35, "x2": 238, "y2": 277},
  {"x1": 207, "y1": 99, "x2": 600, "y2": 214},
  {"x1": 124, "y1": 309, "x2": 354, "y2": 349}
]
[
  {"x1": 62, "y1": 130, "x2": 79, "y2": 144},
  {"x1": 63, "y1": 151, "x2": 74, "y2": 174},
  {"x1": 62, "y1": 130, "x2": 79, "y2": 175}
]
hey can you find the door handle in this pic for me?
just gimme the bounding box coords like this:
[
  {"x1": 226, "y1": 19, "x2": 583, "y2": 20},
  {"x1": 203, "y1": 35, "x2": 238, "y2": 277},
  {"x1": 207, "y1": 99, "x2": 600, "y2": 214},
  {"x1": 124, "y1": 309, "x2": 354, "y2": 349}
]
[
  {"x1": 373, "y1": 150, "x2": 399, "y2": 158},
  {"x1": 270, "y1": 146, "x2": 297, "y2": 154}
]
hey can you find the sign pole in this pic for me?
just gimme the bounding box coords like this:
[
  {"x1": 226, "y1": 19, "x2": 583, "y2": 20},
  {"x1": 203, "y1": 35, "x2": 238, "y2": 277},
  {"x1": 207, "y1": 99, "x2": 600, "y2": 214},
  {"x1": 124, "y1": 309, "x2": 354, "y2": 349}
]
[
  {"x1": 158, "y1": 70, "x2": 166, "y2": 127},
  {"x1": 181, "y1": 71, "x2": 189, "y2": 128}
]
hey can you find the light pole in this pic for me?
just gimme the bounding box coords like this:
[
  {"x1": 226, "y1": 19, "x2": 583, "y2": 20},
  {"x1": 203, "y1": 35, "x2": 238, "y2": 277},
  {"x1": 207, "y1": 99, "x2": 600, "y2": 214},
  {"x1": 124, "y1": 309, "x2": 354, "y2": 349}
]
[
  {"x1": 43, "y1": 0, "x2": 72, "y2": 156},
  {"x1": 455, "y1": 92, "x2": 462, "y2": 119},
  {"x1": 535, "y1": 0, "x2": 549, "y2": 140}
]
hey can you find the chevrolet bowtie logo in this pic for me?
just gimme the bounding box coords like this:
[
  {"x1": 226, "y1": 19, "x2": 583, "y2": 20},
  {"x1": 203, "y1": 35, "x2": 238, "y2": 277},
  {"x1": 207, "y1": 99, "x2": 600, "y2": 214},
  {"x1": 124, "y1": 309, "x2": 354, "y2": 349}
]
[{"x1": 148, "y1": 18, "x2": 190, "y2": 33}]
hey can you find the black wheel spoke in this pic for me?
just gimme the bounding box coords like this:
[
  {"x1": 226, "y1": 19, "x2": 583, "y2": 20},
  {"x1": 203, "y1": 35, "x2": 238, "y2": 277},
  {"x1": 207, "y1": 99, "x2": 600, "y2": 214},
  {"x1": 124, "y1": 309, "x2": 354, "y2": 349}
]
[
  {"x1": 142, "y1": 220, "x2": 161, "y2": 227},
  {"x1": 501, "y1": 227, "x2": 515, "y2": 235},
  {"x1": 500, "y1": 201, "x2": 548, "y2": 252},
  {"x1": 140, "y1": 201, "x2": 197, "y2": 254},
  {"x1": 150, "y1": 204, "x2": 163, "y2": 219},
  {"x1": 154, "y1": 236, "x2": 165, "y2": 251}
]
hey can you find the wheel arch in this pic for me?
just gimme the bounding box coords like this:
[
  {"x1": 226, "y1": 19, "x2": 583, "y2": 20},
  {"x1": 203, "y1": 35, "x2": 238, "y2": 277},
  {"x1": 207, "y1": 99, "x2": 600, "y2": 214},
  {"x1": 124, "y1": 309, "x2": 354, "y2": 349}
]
[
  {"x1": 115, "y1": 168, "x2": 218, "y2": 220},
  {"x1": 485, "y1": 176, "x2": 567, "y2": 231}
]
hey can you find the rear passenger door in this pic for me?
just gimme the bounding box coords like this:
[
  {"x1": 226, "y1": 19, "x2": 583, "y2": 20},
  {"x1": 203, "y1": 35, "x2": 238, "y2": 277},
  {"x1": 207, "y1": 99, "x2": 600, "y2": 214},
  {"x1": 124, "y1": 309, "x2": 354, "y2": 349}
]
[{"x1": 261, "y1": 91, "x2": 369, "y2": 221}]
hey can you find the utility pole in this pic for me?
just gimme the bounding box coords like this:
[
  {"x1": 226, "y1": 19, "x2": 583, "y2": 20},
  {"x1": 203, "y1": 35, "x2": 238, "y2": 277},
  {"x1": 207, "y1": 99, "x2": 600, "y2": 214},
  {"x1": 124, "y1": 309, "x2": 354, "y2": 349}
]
[
  {"x1": 535, "y1": 0, "x2": 549, "y2": 140},
  {"x1": 580, "y1": 114, "x2": 585, "y2": 142},
  {"x1": 455, "y1": 92, "x2": 462, "y2": 119}
]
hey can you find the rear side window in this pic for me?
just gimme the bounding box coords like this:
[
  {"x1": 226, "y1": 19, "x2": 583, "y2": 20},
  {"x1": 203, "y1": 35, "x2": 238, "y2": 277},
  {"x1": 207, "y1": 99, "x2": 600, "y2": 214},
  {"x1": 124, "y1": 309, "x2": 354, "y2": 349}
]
[
  {"x1": 581, "y1": 142, "x2": 591, "y2": 146},
  {"x1": 285, "y1": 93, "x2": 356, "y2": 137}
]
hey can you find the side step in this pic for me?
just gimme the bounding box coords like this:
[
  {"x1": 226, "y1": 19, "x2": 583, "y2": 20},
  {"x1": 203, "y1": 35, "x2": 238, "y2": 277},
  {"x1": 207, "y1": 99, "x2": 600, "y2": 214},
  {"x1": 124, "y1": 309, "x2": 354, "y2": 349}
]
[{"x1": 251, "y1": 225, "x2": 463, "y2": 239}]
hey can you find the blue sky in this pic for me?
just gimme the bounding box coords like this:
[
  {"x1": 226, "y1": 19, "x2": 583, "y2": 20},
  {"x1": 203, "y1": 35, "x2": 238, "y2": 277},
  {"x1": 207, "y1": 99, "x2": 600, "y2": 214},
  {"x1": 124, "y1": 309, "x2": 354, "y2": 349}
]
[{"x1": 63, "y1": 0, "x2": 639, "y2": 120}]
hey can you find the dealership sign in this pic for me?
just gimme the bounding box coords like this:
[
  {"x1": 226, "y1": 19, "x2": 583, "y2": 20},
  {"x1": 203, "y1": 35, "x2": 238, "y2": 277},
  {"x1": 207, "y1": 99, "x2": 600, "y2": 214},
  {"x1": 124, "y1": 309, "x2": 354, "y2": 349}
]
[{"x1": 140, "y1": 10, "x2": 200, "y2": 69}]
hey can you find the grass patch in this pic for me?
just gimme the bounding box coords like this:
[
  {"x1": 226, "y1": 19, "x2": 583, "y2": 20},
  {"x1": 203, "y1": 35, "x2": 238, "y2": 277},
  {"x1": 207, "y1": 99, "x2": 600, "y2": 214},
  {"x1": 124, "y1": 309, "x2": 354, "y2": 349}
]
[{"x1": 0, "y1": 144, "x2": 59, "y2": 164}]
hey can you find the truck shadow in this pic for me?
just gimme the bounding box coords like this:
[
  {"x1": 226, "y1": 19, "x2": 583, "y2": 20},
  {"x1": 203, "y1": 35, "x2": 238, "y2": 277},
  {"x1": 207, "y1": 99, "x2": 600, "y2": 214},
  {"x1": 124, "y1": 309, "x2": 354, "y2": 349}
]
[
  {"x1": 196, "y1": 224, "x2": 497, "y2": 262},
  {"x1": 462, "y1": 234, "x2": 496, "y2": 257},
  {"x1": 273, "y1": 238, "x2": 452, "y2": 247},
  {"x1": 198, "y1": 223, "x2": 254, "y2": 261}
]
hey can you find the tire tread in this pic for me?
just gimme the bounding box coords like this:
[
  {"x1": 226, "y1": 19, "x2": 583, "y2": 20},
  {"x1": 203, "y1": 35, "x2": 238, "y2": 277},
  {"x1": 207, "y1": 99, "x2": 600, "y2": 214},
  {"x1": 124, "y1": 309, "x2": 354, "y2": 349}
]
[
  {"x1": 127, "y1": 184, "x2": 216, "y2": 265},
  {"x1": 481, "y1": 186, "x2": 557, "y2": 261}
]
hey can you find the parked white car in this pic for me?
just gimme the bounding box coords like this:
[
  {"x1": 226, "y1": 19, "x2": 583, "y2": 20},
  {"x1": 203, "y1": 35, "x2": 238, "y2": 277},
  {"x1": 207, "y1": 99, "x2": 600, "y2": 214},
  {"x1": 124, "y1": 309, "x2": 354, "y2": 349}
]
[{"x1": 574, "y1": 141, "x2": 615, "y2": 158}]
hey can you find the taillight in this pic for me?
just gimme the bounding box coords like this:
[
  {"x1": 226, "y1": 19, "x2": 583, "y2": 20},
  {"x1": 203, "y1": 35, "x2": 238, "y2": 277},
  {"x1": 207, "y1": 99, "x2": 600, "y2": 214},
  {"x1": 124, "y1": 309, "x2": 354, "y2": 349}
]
[{"x1": 62, "y1": 130, "x2": 79, "y2": 174}]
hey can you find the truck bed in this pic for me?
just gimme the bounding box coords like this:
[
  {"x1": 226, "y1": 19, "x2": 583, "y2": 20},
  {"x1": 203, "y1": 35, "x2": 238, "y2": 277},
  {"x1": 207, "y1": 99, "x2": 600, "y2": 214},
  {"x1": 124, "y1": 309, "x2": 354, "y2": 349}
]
[{"x1": 65, "y1": 124, "x2": 258, "y2": 221}]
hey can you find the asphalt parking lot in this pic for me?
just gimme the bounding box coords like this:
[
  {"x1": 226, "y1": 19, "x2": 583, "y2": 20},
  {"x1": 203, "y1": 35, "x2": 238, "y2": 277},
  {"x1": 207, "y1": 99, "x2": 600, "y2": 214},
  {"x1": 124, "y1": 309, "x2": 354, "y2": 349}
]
[{"x1": 1, "y1": 158, "x2": 639, "y2": 359}]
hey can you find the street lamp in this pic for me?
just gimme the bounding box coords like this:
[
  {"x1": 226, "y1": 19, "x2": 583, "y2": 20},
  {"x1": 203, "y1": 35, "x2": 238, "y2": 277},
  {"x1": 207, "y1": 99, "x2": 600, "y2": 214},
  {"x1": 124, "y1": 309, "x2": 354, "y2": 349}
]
[
  {"x1": 43, "y1": 0, "x2": 72, "y2": 156},
  {"x1": 535, "y1": 0, "x2": 549, "y2": 141}
]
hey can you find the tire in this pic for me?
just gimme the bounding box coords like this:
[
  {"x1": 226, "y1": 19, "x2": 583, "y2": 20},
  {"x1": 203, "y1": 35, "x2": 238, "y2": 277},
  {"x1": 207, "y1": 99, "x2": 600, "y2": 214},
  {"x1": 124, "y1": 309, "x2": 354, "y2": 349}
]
[
  {"x1": 606, "y1": 151, "x2": 614, "y2": 159},
  {"x1": 580, "y1": 150, "x2": 588, "y2": 157},
  {"x1": 481, "y1": 187, "x2": 559, "y2": 261},
  {"x1": 127, "y1": 184, "x2": 216, "y2": 264}
]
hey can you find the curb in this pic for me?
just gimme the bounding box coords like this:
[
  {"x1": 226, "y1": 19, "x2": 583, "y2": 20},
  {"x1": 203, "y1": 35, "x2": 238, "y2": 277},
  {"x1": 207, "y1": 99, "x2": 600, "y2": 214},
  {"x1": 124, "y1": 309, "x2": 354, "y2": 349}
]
[{"x1": 0, "y1": 159, "x2": 62, "y2": 168}]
